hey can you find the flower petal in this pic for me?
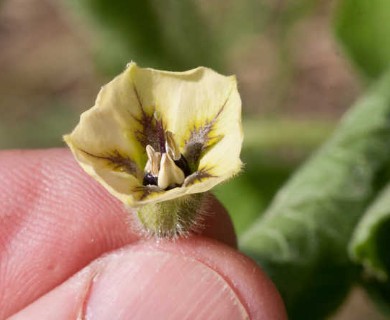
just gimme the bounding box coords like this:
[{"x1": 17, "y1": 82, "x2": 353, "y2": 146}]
[
  {"x1": 63, "y1": 65, "x2": 154, "y2": 205},
  {"x1": 65, "y1": 63, "x2": 243, "y2": 207},
  {"x1": 129, "y1": 63, "x2": 243, "y2": 174},
  {"x1": 197, "y1": 80, "x2": 243, "y2": 179},
  {"x1": 64, "y1": 136, "x2": 141, "y2": 205}
]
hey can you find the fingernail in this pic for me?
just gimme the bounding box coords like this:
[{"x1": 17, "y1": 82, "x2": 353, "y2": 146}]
[{"x1": 85, "y1": 249, "x2": 249, "y2": 320}]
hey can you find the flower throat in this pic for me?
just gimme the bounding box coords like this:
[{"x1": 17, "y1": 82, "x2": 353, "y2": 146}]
[{"x1": 143, "y1": 130, "x2": 191, "y2": 190}]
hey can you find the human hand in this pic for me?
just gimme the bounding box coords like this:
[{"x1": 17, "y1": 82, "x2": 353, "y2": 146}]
[{"x1": 0, "y1": 149, "x2": 286, "y2": 319}]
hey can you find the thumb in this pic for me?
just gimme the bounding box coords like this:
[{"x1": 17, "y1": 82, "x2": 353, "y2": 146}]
[{"x1": 9, "y1": 237, "x2": 286, "y2": 320}]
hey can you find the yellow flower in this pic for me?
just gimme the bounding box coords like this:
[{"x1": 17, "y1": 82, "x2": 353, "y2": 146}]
[{"x1": 64, "y1": 62, "x2": 243, "y2": 237}]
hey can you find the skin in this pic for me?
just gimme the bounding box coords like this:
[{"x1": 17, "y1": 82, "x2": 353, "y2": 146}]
[{"x1": 0, "y1": 149, "x2": 287, "y2": 320}]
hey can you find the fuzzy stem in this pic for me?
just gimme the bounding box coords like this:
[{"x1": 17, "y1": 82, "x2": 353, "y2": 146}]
[{"x1": 137, "y1": 193, "x2": 205, "y2": 237}]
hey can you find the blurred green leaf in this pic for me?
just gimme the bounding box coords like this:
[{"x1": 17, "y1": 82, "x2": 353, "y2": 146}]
[
  {"x1": 239, "y1": 70, "x2": 390, "y2": 319},
  {"x1": 335, "y1": 0, "x2": 390, "y2": 79},
  {"x1": 351, "y1": 183, "x2": 390, "y2": 281},
  {"x1": 349, "y1": 182, "x2": 390, "y2": 314},
  {"x1": 72, "y1": 0, "x2": 173, "y2": 73},
  {"x1": 215, "y1": 118, "x2": 334, "y2": 236},
  {"x1": 71, "y1": 0, "x2": 222, "y2": 74}
]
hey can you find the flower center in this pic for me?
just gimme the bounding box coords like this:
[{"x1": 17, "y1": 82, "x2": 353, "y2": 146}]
[{"x1": 143, "y1": 131, "x2": 191, "y2": 189}]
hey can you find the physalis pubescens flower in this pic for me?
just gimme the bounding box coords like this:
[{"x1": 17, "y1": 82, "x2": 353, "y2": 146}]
[{"x1": 64, "y1": 63, "x2": 243, "y2": 237}]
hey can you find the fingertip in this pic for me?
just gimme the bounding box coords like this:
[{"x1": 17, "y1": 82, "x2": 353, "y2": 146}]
[
  {"x1": 12, "y1": 238, "x2": 286, "y2": 320},
  {"x1": 0, "y1": 149, "x2": 139, "y2": 317},
  {"x1": 150, "y1": 237, "x2": 287, "y2": 320},
  {"x1": 0, "y1": 148, "x2": 261, "y2": 318}
]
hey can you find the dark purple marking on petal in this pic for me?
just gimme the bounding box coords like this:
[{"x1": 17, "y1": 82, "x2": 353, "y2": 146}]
[
  {"x1": 155, "y1": 118, "x2": 166, "y2": 153},
  {"x1": 80, "y1": 149, "x2": 139, "y2": 177},
  {"x1": 183, "y1": 94, "x2": 229, "y2": 169},
  {"x1": 183, "y1": 168, "x2": 215, "y2": 187},
  {"x1": 133, "y1": 185, "x2": 164, "y2": 201},
  {"x1": 131, "y1": 84, "x2": 166, "y2": 152}
]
